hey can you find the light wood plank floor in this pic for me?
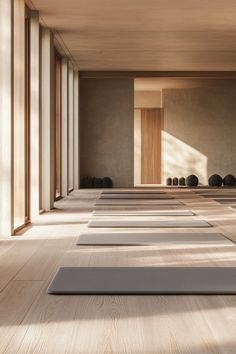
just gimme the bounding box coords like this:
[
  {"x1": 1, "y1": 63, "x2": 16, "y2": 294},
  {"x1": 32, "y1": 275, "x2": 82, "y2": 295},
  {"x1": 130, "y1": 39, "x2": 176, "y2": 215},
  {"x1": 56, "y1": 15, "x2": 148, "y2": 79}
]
[{"x1": 1, "y1": 188, "x2": 236, "y2": 353}]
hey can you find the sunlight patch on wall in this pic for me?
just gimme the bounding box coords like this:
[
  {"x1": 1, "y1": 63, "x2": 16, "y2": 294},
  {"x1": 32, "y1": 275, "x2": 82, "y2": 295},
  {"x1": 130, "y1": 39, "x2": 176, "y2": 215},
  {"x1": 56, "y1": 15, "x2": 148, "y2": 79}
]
[{"x1": 163, "y1": 131, "x2": 207, "y2": 184}]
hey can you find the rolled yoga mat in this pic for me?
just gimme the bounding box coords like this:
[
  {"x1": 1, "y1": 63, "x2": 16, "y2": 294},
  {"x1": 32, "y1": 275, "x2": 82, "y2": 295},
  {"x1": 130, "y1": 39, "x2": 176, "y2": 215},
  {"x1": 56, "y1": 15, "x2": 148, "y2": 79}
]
[
  {"x1": 76, "y1": 232, "x2": 231, "y2": 246},
  {"x1": 88, "y1": 219, "x2": 211, "y2": 228},
  {"x1": 93, "y1": 210, "x2": 194, "y2": 216},
  {"x1": 48, "y1": 267, "x2": 236, "y2": 295}
]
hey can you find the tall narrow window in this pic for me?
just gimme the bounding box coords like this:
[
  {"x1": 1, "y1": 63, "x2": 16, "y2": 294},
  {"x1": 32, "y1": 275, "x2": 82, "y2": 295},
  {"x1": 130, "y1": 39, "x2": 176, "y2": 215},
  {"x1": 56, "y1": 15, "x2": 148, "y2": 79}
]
[
  {"x1": 25, "y1": 7, "x2": 30, "y2": 222},
  {"x1": 54, "y1": 51, "x2": 62, "y2": 199},
  {"x1": 68, "y1": 65, "x2": 74, "y2": 192},
  {"x1": 13, "y1": 2, "x2": 29, "y2": 231}
]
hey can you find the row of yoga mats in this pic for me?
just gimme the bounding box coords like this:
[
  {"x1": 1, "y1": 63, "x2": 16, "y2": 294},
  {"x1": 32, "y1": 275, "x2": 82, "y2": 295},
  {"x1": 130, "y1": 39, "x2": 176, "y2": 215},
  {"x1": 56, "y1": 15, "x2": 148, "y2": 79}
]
[{"x1": 48, "y1": 190, "x2": 236, "y2": 295}]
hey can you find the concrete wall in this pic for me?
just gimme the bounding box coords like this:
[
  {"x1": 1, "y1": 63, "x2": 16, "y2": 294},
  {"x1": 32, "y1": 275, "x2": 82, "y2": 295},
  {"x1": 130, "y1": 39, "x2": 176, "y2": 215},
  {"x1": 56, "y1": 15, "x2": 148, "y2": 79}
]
[
  {"x1": 80, "y1": 79, "x2": 134, "y2": 187},
  {"x1": 163, "y1": 85, "x2": 236, "y2": 184}
]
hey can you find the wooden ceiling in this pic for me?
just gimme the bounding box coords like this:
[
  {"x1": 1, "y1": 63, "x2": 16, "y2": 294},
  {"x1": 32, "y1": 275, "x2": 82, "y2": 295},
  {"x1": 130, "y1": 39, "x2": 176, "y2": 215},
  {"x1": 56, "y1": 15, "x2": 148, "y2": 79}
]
[{"x1": 27, "y1": 0, "x2": 236, "y2": 71}]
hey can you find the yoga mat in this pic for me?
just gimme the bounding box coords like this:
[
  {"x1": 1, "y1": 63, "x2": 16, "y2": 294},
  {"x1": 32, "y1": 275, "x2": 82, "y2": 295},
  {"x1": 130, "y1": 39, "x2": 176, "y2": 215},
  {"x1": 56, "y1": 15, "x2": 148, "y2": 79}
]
[
  {"x1": 100, "y1": 194, "x2": 174, "y2": 199},
  {"x1": 76, "y1": 232, "x2": 230, "y2": 246},
  {"x1": 102, "y1": 190, "x2": 165, "y2": 194},
  {"x1": 200, "y1": 195, "x2": 236, "y2": 198},
  {"x1": 94, "y1": 205, "x2": 184, "y2": 211},
  {"x1": 93, "y1": 210, "x2": 194, "y2": 216},
  {"x1": 95, "y1": 199, "x2": 182, "y2": 206},
  {"x1": 213, "y1": 199, "x2": 236, "y2": 205},
  {"x1": 48, "y1": 267, "x2": 236, "y2": 294},
  {"x1": 88, "y1": 219, "x2": 211, "y2": 228},
  {"x1": 194, "y1": 189, "x2": 233, "y2": 192},
  {"x1": 195, "y1": 189, "x2": 236, "y2": 194}
]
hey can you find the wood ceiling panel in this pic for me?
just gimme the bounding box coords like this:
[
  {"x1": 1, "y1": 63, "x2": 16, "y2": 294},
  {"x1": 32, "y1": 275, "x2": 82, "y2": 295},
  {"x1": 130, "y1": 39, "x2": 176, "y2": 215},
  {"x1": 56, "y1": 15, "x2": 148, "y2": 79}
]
[{"x1": 28, "y1": 0, "x2": 236, "y2": 70}]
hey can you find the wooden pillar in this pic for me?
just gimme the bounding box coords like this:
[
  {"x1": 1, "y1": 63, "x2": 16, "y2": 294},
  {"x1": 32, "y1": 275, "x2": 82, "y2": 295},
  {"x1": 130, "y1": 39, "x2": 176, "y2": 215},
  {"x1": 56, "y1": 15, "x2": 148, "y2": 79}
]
[
  {"x1": 30, "y1": 11, "x2": 40, "y2": 215},
  {"x1": 13, "y1": 0, "x2": 25, "y2": 230},
  {"x1": 73, "y1": 71, "x2": 79, "y2": 189},
  {"x1": 40, "y1": 28, "x2": 55, "y2": 211},
  {"x1": 0, "y1": 0, "x2": 14, "y2": 237},
  {"x1": 68, "y1": 63, "x2": 74, "y2": 191},
  {"x1": 61, "y1": 57, "x2": 69, "y2": 197}
]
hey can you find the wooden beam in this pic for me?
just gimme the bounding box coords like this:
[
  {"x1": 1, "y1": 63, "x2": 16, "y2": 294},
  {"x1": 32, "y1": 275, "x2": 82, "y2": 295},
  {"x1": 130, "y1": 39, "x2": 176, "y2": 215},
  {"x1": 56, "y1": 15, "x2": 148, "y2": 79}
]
[{"x1": 80, "y1": 71, "x2": 236, "y2": 79}]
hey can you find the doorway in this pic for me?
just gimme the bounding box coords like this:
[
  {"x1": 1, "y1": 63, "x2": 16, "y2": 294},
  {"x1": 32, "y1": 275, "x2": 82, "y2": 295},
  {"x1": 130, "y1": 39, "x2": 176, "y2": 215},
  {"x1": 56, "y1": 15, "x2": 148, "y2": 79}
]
[
  {"x1": 134, "y1": 86, "x2": 163, "y2": 186},
  {"x1": 141, "y1": 108, "x2": 162, "y2": 184}
]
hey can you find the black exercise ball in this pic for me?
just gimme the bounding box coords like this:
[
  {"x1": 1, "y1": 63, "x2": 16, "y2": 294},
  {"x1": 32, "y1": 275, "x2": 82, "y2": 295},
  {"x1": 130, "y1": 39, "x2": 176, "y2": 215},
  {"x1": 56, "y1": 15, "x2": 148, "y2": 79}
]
[
  {"x1": 92, "y1": 177, "x2": 103, "y2": 188},
  {"x1": 208, "y1": 174, "x2": 223, "y2": 187},
  {"x1": 91, "y1": 177, "x2": 96, "y2": 188},
  {"x1": 82, "y1": 176, "x2": 90, "y2": 188},
  {"x1": 179, "y1": 177, "x2": 186, "y2": 186},
  {"x1": 87, "y1": 177, "x2": 93, "y2": 188},
  {"x1": 186, "y1": 174, "x2": 199, "y2": 187},
  {"x1": 173, "y1": 177, "x2": 179, "y2": 186},
  {"x1": 102, "y1": 177, "x2": 113, "y2": 188},
  {"x1": 166, "y1": 177, "x2": 172, "y2": 186},
  {"x1": 97, "y1": 178, "x2": 103, "y2": 188},
  {"x1": 223, "y1": 174, "x2": 236, "y2": 186},
  {"x1": 80, "y1": 177, "x2": 85, "y2": 188}
]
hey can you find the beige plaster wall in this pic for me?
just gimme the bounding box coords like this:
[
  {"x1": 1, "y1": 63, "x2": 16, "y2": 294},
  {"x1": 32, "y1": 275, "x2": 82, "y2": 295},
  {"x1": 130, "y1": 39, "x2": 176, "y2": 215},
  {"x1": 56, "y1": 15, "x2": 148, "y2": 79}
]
[
  {"x1": 163, "y1": 84, "x2": 236, "y2": 184},
  {"x1": 80, "y1": 78, "x2": 134, "y2": 187}
]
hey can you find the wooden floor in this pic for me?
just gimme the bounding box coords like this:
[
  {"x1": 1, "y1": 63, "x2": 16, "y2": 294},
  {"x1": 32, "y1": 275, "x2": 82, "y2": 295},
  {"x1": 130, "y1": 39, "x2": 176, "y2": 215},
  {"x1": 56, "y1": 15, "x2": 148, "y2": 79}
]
[{"x1": 1, "y1": 188, "x2": 236, "y2": 353}]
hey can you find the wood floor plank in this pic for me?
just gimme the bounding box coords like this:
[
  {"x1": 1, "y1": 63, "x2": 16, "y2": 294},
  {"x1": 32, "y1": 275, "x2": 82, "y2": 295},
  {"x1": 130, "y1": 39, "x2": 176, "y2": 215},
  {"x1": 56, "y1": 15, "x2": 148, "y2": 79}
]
[
  {"x1": 0, "y1": 239, "x2": 43, "y2": 292},
  {"x1": 0, "y1": 280, "x2": 44, "y2": 353},
  {"x1": 4, "y1": 285, "x2": 78, "y2": 354},
  {"x1": 0, "y1": 240, "x2": 15, "y2": 257},
  {"x1": 14, "y1": 237, "x2": 73, "y2": 281}
]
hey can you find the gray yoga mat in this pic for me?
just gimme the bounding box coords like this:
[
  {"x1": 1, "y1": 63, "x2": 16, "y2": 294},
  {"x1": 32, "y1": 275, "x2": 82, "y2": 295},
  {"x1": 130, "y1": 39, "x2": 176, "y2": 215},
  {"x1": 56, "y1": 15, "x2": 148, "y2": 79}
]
[
  {"x1": 100, "y1": 194, "x2": 174, "y2": 199},
  {"x1": 102, "y1": 190, "x2": 165, "y2": 194},
  {"x1": 48, "y1": 267, "x2": 236, "y2": 294},
  {"x1": 200, "y1": 194, "x2": 236, "y2": 198},
  {"x1": 214, "y1": 198, "x2": 236, "y2": 204},
  {"x1": 88, "y1": 219, "x2": 211, "y2": 228},
  {"x1": 194, "y1": 189, "x2": 233, "y2": 193},
  {"x1": 93, "y1": 210, "x2": 194, "y2": 216},
  {"x1": 94, "y1": 205, "x2": 184, "y2": 211},
  {"x1": 76, "y1": 232, "x2": 230, "y2": 246},
  {"x1": 195, "y1": 189, "x2": 236, "y2": 193},
  {"x1": 95, "y1": 199, "x2": 182, "y2": 206}
]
